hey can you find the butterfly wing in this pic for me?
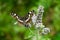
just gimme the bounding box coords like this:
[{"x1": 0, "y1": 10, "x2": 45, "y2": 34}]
[
  {"x1": 11, "y1": 10, "x2": 35, "y2": 27},
  {"x1": 25, "y1": 10, "x2": 35, "y2": 23},
  {"x1": 11, "y1": 13, "x2": 24, "y2": 24}
]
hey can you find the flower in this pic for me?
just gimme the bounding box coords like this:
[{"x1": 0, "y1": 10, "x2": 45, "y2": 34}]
[
  {"x1": 31, "y1": 14, "x2": 37, "y2": 25},
  {"x1": 42, "y1": 28, "x2": 50, "y2": 34},
  {"x1": 38, "y1": 5, "x2": 44, "y2": 13},
  {"x1": 35, "y1": 23, "x2": 45, "y2": 28}
]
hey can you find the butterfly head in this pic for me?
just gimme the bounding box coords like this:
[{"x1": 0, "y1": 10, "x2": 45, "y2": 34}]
[{"x1": 28, "y1": 10, "x2": 35, "y2": 17}]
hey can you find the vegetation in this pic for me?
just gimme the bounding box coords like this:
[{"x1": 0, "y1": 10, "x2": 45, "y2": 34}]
[{"x1": 0, "y1": 0, "x2": 60, "y2": 40}]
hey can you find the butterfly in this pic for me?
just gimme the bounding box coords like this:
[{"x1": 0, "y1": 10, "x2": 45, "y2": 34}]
[{"x1": 11, "y1": 10, "x2": 35, "y2": 27}]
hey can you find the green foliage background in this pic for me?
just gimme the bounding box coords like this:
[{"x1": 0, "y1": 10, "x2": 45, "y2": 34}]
[{"x1": 0, "y1": 0, "x2": 60, "y2": 40}]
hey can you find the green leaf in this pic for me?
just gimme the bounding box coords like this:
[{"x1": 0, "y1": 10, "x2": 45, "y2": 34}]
[{"x1": 24, "y1": 28, "x2": 34, "y2": 39}]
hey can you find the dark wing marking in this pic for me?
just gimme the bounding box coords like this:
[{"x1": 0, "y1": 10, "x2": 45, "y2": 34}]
[
  {"x1": 11, "y1": 13, "x2": 23, "y2": 23},
  {"x1": 25, "y1": 10, "x2": 35, "y2": 23}
]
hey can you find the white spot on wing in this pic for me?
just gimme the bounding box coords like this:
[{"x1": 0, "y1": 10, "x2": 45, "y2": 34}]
[
  {"x1": 29, "y1": 12, "x2": 31, "y2": 14},
  {"x1": 18, "y1": 19, "x2": 23, "y2": 22},
  {"x1": 16, "y1": 16, "x2": 18, "y2": 18},
  {"x1": 25, "y1": 14, "x2": 30, "y2": 22},
  {"x1": 14, "y1": 13, "x2": 16, "y2": 16}
]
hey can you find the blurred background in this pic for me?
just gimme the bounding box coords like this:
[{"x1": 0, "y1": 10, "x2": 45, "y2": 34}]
[{"x1": 0, "y1": 0, "x2": 60, "y2": 40}]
